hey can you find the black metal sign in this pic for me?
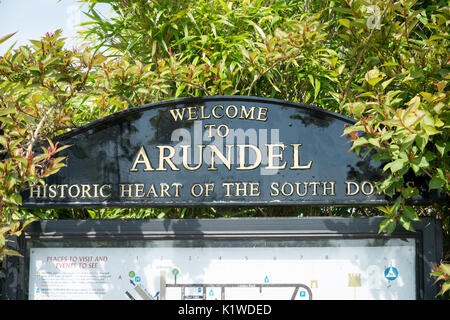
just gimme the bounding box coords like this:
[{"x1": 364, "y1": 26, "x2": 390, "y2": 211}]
[{"x1": 20, "y1": 96, "x2": 443, "y2": 207}]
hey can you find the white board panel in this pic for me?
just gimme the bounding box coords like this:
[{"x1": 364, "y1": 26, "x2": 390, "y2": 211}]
[{"x1": 28, "y1": 238, "x2": 416, "y2": 300}]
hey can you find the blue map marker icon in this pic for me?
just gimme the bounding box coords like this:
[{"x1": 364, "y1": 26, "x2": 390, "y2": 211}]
[{"x1": 384, "y1": 267, "x2": 399, "y2": 280}]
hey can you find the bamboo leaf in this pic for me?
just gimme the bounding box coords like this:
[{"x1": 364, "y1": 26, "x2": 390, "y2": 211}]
[{"x1": 0, "y1": 32, "x2": 17, "y2": 45}]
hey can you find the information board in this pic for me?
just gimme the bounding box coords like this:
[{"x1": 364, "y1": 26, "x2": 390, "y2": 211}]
[
  {"x1": 1, "y1": 217, "x2": 442, "y2": 300},
  {"x1": 28, "y1": 238, "x2": 416, "y2": 300}
]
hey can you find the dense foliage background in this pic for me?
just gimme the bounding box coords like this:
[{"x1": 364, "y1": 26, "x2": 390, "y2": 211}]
[{"x1": 0, "y1": 0, "x2": 448, "y2": 297}]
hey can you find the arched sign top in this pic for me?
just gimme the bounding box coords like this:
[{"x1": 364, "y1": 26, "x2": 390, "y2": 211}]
[
  {"x1": 22, "y1": 96, "x2": 441, "y2": 208},
  {"x1": 54, "y1": 96, "x2": 357, "y2": 141}
]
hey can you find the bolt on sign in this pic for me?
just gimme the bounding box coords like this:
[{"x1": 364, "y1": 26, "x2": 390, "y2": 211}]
[{"x1": 20, "y1": 96, "x2": 445, "y2": 208}]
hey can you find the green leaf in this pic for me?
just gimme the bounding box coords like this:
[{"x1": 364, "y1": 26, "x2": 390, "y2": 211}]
[
  {"x1": 429, "y1": 177, "x2": 445, "y2": 190},
  {"x1": 411, "y1": 156, "x2": 429, "y2": 174},
  {"x1": 87, "y1": 209, "x2": 97, "y2": 219},
  {"x1": 169, "y1": 8, "x2": 190, "y2": 23},
  {"x1": 368, "y1": 138, "x2": 380, "y2": 148},
  {"x1": 441, "y1": 264, "x2": 450, "y2": 276},
  {"x1": 338, "y1": 19, "x2": 351, "y2": 28},
  {"x1": 415, "y1": 134, "x2": 428, "y2": 151},
  {"x1": 407, "y1": 96, "x2": 421, "y2": 110},
  {"x1": 368, "y1": 77, "x2": 384, "y2": 86},
  {"x1": 379, "y1": 218, "x2": 396, "y2": 234},
  {"x1": 441, "y1": 282, "x2": 450, "y2": 295},
  {"x1": 247, "y1": 20, "x2": 266, "y2": 41},
  {"x1": 0, "y1": 31, "x2": 17, "y2": 45},
  {"x1": 175, "y1": 83, "x2": 187, "y2": 98},
  {"x1": 402, "y1": 187, "x2": 419, "y2": 199},
  {"x1": 365, "y1": 68, "x2": 384, "y2": 87},
  {"x1": 0, "y1": 248, "x2": 23, "y2": 257},
  {"x1": 381, "y1": 78, "x2": 394, "y2": 90},
  {"x1": 13, "y1": 193, "x2": 22, "y2": 205},
  {"x1": 384, "y1": 159, "x2": 407, "y2": 173},
  {"x1": 351, "y1": 137, "x2": 368, "y2": 150},
  {"x1": 423, "y1": 125, "x2": 440, "y2": 135},
  {"x1": 435, "y1": 140, "x2": 446, "y2": 157},
  {"x1": 348, "y1": 102, "x2": 365, "y2": 117},
  {"x1": 399, "y1": 215, "x2": 415, "y2": 232},
  {"x1": 314, "y1": 78, "x2": 321, "y2": 100},
  {"x1": 403, "y1": 206, "x2": 420, "y2": 221},
  {"x1": 0, "y1": 107, "x2": 17, "y2": 116}
]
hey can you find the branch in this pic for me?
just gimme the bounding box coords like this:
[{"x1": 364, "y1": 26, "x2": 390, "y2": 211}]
[
  {"x1": 121, "y1": 95, "x2": 136, "y2": 108},
  {"x1": 247, "y1": 51, "x2": 303, "y2": 96},
  {"x1": 160, "y1": 79, "x2": 211, "y2": 96},
  {"x1": 26, "y1": 105, "x2": 55, "y2": 157}
]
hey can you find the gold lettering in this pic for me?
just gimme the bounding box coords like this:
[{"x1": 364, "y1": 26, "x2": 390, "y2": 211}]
[
  {"x1": 130, "y1": 146, "x2": 154, "y2": 172},
  {"x1": 157, "y1": 146, "x2": 180, "y2": 171},
  {"x1": 221, "y1": 182, "x2": 259, "y2": 197},
  {"x1": 172, "y1": 183, "x2": 183, "y2": 197},
  {"x1": 181, "y1": 145, "x2": 204, "y2": 171},
  {"x1": 92, "y1": 184, "x2": 99, "y2": 197},
  {"x1": 208, "y1": 145, "x2": 233, "y2": 170},
  {"x1": 68, "y1": 185, "x2": 80, "y2": 198},
  {"x1": 169, "y1": 108, "x2": 185, "y2": 121},
  {"x1": 361, "y1": 181, "x2": 374, "y2": 195},
  {"x1": 48, "y1": 185, "x2": 57, "y2": 198},
  {"x1": 235, "y1": 182, "x2": 248, "y2": 196},
  {"x1": 81, "y1": 184, "x2": 92, "y2": 198},
  {"x1": 58, "y1": 184, "x2": 68, "y2": 198},
  {"x1": 160, "y1": 183, "x2": 171, "y2": 197},
  {"x1": 31, "y1": 184, "x2": 115, "y2": 199},
  {"x1": 205, "y1": 183, "x2": 214, "y2": 197},
  {"x1": 30, "y1": 185, "x2": 41, "y2": 198},
  {"x1": 281, "y1": 182, "x2": 294, "y2": 196},
  {"x1": 222, "y1": 183, "x2": 233, "y2": 197},
  {"x1": 239, "y1": 106, "x2": 256, "y2": 120},
  {"x1": 296, "y1": 182, "x2": 308, "y2": 196},
  {"x1": 169, "y1": 105, "x2": 268, "y2": 122},
  {"x1": 146, "y1": 184, "x2": 158, "y2": 197},
  {"x1": 135, "y1": 184, "x2": 145, "y2": 197},
  {"x1": 270, "y1": 182, "x2": 279, "y2": 196},
  {"x1": 120, "y1": 184, "x2": 133, "y2": 198},
  {"x1": 346, "y1": 181, "x2": 359, "y2": 196},
  {"x1": 42, "y1": 183, "x2": 47, "y2": 198},
  {"x1": 217, "y1": 124, "x2": 229, "y2": 138},
  {"x1": 265, "y1": 144, "x2": 286, "y2": 170},
  {"x1": 256, "y1": 107, "x2": 268, "y2": 121},
  {"x1": 322, "y1": 182, "x2": 336, "y2": 196},
  {"x1": 191, "y1": 184, "x2": 203, "y2": 197},
  {"x1": 187, "y1": 107, "x2": 198, "y2": 120},
  {"x1": 225, "y1": 105, "x2": 238, "y2": 119},
  {"x1": 290, "y1": 144, "x2": 312, "y2": 169},
  {"x1": 211, "y1": 105, "x2": 224, "y2": 119},
  {"x1": 309, "y1": 182, "x2": 320, "y2": 196},
  {"x1": 204, "y1": 124, "x2": 215, "y2": 138},
  {"x1": 249, "y1": 182, "x2": 260, "y2": 196},
  {"x1": 121, "y1": 183, "x2": 184, "y2": 198},
  {"x1": 237, "y1": 145, "x2": 262, "y2": 170},
  {"x1": 99, "y1": 184, "x2": 111, "y2": 198},
  {"x1": 199, "y1": 105, "x2": 211, "y2": 120}
]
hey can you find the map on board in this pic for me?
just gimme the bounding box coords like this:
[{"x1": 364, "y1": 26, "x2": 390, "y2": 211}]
[{"x1": 28, "y1": 238, "x2": 416, "y2": 300}]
